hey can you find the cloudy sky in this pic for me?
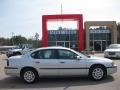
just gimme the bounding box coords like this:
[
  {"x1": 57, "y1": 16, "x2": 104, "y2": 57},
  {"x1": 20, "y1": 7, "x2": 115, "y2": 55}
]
[{"x1": 0, "y1": 0, "x2": 120, "y2": 39}]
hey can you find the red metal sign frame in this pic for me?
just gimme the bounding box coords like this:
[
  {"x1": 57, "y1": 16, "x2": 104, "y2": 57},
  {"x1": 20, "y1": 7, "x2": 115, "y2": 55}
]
[{"x1": 42, "y1": 14, "x2": 84, "y2": 51}]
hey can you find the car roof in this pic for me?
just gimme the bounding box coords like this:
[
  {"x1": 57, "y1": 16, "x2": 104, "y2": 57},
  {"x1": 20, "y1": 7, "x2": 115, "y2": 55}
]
[
  {"x1": 32, "y1": 46, "x2": 72, "y2": 52},
  {"x1": 9, "y1": 49, "x2": 22, "y2": 52}
]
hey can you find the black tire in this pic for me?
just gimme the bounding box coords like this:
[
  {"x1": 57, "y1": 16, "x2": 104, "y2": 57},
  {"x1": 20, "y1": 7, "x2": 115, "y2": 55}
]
[
  {"x1": 89, "y1": 65, "x2": 107, "y2": 81},
  {"x1": 21, "y1": 68, "x2": 38, "y2": 83}
]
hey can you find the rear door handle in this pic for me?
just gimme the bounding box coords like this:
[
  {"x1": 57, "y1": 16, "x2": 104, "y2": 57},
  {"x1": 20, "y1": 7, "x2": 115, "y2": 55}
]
[{"x1": 59, "y1": 61, "x2": 65, "y2": 63}]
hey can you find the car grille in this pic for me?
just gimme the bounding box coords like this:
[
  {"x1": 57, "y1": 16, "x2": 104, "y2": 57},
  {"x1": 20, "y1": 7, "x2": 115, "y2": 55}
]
[{"x1": 109, "y1": 52, "x2": 115, "y2": 55}]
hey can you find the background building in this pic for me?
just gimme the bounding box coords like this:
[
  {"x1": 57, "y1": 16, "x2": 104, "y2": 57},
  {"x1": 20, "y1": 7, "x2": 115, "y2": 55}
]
[
  {"x1": 48, "y1": 27, "x2": 78, "y2": 50},
  {"x1": 42, "y1": 14, "x2": 117, "y2": 52},
  {"x1": 85, "y1": 21, "x2": 117, "y2": 51}
]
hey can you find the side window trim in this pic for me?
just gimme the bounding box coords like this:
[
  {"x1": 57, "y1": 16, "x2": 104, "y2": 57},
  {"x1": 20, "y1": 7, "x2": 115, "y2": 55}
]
[
  {"x1": 57, "y1": 49, "x2": 78, "y2": 60},
  {"x1": 31, "y1": 50, "x2": 40, "y2": 59},
  {"x1": 31, "y1": 49, "x2": 58, "y2": 59}
]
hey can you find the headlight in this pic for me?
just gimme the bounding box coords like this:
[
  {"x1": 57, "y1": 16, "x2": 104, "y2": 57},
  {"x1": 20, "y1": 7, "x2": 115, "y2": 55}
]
[
  {"x1": 104, "y1": 52, "x2": 108, "y2": 55},
  {"x1": 111, "y1": 61, "x2": 115, "y2": 66}
]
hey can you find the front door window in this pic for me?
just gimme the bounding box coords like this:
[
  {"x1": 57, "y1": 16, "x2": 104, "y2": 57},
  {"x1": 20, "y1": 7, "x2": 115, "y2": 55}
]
[{"x1": 58, "y1": 49, "x2": 77, "y2": 59}]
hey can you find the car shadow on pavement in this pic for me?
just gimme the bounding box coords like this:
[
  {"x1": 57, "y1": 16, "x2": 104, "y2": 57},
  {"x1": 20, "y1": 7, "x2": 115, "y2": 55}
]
[{"x1": 0, "y1": 75, "x2": 115, "y2": 89}]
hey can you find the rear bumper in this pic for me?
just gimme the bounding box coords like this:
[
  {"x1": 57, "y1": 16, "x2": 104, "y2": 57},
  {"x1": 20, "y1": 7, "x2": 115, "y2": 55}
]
[
  {"x1": 4, "y1": 67, "x2": 20, "y2": 77},
  {"x1": 107, "y1": 65, "x2": 117, "y2": 75}
]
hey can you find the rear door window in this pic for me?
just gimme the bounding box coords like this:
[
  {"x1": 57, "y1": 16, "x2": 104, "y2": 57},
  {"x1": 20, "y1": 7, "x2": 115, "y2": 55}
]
[{"x1": 31, "y1": 49, "x2": 57, "y2": 59}]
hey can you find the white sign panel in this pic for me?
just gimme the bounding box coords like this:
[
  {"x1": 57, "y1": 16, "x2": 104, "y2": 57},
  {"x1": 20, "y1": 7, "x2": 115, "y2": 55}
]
[
  {"x1": 90, "y1": 29, "x2": 110, "y2": 33},
  {"x1": 48, "y1": 30, "x2": 77, "y2": 34}
]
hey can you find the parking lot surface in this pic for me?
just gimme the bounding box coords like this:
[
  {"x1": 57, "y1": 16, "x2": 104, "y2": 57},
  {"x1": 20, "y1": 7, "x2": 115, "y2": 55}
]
[{"x1": 0, "y1": 54, "x2": 120, "y2": 90}]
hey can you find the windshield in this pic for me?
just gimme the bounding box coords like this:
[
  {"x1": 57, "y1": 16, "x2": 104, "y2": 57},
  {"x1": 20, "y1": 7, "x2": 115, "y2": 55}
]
[
  {"x1": 108, "y1": 44, "x2": 120, "y2": 49},
  {"x1": 73, "y1": 50, "x2": 88, "y2": 58}
]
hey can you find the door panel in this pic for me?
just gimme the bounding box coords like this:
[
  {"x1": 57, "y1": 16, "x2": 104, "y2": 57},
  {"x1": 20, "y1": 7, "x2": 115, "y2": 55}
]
[
  {"x1": 58, "y1": 59, "x2": 87, "y2": 76},
  {"x1": 57, "y1": 49, "x2": 87, "y2": 76},
  {"x1": 32, "y1": 49, "x2": 59, "y2": 76},
  {"x1": 34, "y1": 59, "x2": 59, "y2": 76}
]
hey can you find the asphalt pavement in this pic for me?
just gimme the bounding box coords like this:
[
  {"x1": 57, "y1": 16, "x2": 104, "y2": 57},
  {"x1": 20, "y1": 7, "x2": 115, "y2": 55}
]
[{"x1": 0, "y1": 54, "x2": 120, "y2": 90}]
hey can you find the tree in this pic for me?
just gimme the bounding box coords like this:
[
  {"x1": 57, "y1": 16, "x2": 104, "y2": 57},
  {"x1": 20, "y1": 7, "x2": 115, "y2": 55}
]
[
  {"x1": 10, "y1": 35, "x2": 27, "y2": 45},
  {"x1": 0, "y1": 38, "x2": 11, "y2": 46},
  {"x1": 33, "y1": 33, "x2": 41, "y2": 48},
  {"x1": 0, "y1": 35, "x2": 42, "y2": 48}
]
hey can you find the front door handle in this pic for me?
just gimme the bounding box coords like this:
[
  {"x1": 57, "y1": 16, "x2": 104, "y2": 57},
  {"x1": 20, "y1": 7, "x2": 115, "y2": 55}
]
[
  {"x1": 35, "y1": 61, "x2": 40, "y2": 63},
  {"x1": 59, "y1": 61, "x2": 65, "y2": 63}
]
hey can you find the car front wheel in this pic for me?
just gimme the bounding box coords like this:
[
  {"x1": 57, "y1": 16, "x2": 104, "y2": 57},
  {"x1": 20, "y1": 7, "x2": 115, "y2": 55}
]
[
  {"x1": 89, "y1": 66, "x2": 107, "y2": 80},
  {"x1": 21, "y1": 69, "x2": 38, "y2": 83}
]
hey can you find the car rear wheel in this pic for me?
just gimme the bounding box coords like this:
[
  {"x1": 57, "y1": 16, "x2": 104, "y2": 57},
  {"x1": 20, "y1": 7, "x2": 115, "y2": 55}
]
[
  {"x1": 89, "y1": 66, "x2": 106, "y2": 80},
  {"x1": 21, "y1": 69, "x2": 38, "y2": 83}
]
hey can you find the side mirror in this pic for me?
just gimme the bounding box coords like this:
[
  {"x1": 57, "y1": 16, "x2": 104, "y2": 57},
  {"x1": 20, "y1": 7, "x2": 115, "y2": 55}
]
[
  {"x1": 87, "y1": 55, "x2": 91, "y2": 58},
  {"x1": 76, "y1": 56, "x2": 82, "y2": 60}
]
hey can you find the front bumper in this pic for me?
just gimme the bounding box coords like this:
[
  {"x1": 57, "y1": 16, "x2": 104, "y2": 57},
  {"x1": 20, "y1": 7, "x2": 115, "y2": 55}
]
[
  {"x1": 104, "y1": 52, "x2": 120, "y2": 58},
  {"x1": 105, "y1": 55, "x2": 120, "y2": 58},
  {"x1": 4, "y1": 67, "x2": 20, "y2": 77},
  {"x1": 107, "y1": 65, "x2": 117, "y2": 75}
]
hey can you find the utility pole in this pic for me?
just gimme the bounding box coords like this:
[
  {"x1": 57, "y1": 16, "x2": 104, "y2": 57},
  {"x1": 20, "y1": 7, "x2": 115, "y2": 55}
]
[
  {"x1": 61, "y1": 4, "x2": 63, "y2": 27},
  {"x1": 12, "y1": 32, "x2": 14, "y2": 45},
  {"x1": 61, "y1": 4, "x2": 63, "y2": 15},
  {"x1": 35, "y1": 33, "x2": 39, "y2": 48}
]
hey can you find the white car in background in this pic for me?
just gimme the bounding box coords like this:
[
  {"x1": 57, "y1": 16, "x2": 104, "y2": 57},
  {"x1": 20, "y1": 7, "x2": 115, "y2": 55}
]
[
  {"x1": 7, "y1": 49, "x2": 22, "y2": 58},
  {"x1": 7, "y1": 48, "x2": 33, "y2": 58},
  {"x1": 4, "y1": 46, "x2": 117, "y2": 83},
  {"x1": 104, "y1": 44, "x2": 120, "y2": 58}
]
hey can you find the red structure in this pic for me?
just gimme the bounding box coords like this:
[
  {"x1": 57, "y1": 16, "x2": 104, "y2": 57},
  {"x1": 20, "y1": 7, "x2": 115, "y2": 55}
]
[{"x1": 42, "y1": 14, "x2": 84, "y2": 51}]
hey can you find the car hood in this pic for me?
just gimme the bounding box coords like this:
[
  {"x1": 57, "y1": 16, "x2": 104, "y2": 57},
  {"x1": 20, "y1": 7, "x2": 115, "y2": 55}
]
[
  {"x1": 88, "y1": 55, "x2": 112, "y2": 62},
  {"x1": 104, "y1": 48, "x2": 120, "y2": 52}
]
